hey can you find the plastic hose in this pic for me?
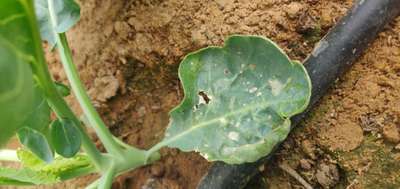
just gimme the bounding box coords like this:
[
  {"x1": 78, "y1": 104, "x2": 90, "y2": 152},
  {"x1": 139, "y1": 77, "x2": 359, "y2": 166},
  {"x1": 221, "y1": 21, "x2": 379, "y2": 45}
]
[{"x1": 197, "y1": 0, "x2": 400, "y2": 188}]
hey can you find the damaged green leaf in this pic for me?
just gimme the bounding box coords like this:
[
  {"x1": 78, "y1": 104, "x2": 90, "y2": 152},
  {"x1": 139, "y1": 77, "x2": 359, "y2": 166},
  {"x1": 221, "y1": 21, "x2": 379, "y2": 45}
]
[{"x1": 152, "y1": 35, "x2": 311, "y2": 164}]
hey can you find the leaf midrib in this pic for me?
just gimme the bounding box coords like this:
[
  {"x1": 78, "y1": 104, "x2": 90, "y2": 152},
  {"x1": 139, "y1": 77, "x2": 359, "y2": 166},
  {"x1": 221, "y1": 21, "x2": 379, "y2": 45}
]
[{"x1": 160, "y1": 100, "x2": 275, "y2": 147}]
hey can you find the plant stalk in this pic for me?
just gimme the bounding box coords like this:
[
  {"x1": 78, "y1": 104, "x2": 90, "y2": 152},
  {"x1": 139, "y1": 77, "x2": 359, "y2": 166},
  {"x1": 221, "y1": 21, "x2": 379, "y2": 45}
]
[
  {"x1": 98, "y1": 163, "x2": 116, "y2": 189},
  {"x1": 25, "y1": 0, "x2": 103, "y2": 170},
  {"x1": 56, "y1": 33, "x2": 124, "y2": 157},
  {"x1": 47, "y1": 0, "x2": 124, "y2": 158}
]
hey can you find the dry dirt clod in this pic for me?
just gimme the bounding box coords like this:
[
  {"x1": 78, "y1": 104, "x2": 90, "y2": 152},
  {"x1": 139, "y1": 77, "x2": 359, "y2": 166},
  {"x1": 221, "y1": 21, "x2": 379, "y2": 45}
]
[
  {"x1": 296, "y1": 13, "x2": 317, "y2": 34},
  {"x1": 301, "y1": 140, "x2": 317, "y2": 159},
  {"x1": 88, "y1": 75, "x2": 120, "y2": 103},
  {"x1": 320, "y1": 9, "x2": 333, "y2": 28},
  {"x1": 393, "y1": 153, "x2": 400, "y2": 161},
  {"x1": 318, "y1": 120, "x2": 364, "y2": 152},
  {"x1": 215, "y1": 0, "x2": 234, "y2": 9},
  {"x1": 395, "y1": 143, "x2": 400, "y2": 150},
  {"x1": 286, "y1": 2, "x2": 304, "y2": 19},
  {"x1": 382, "y1": 124, "x2": 400, "y2": 143},
  {"x1": 136, "y1": 106, "x2": 146, "y2": 117},
  {"x1": 150, "y1": 164, "x2": 165, "y2": 177},
  {"x1": 359, "y1": 114, "x2": 380, "y2": 133},
  {"x1": 141, "y1": 178, "x2": 159, "y2": 189},
  {"x1": 114, "y1": 21, "x2": 131, "y2": 39},
  {"x1": 315, "y1": 163, "x2": 340, "y2": 189},
  {"x1": 299, "y1": 159, "x2": 313, "y2": 170}
]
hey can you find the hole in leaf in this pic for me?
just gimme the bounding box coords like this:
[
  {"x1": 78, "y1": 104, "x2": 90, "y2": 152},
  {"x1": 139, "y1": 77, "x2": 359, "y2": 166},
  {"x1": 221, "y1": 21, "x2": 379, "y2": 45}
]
[
  {"x1": 224, "y1": 69, "x2": 230, "y2": 75},
  {"x1": 198, "y1": 91, "x2": 211, "y2": 104}
]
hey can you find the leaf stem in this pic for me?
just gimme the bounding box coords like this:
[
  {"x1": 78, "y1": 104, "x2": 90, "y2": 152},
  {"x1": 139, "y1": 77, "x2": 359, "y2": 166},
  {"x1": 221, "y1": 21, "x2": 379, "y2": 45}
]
[
  {"x1": 98, "y1": 163, "x2": 116, "y2": 189},
  {"x1": 59, "y1": 165, "x2": 97, "y2": 181},
  {"x1": 24, "y1": 0, "x2": 103, "y2": 170},
  {"x1": 85, "y1": 179, "x2": 99, "y2": 189},
  {"x1": 47, "y1": 0, "x2": 123, "y2": 157},
  {"x1": 115, "y1": 148, "x2": 160, "y2": 174},
  {"x1": 56, "y1": 33, "x2": 124, "y2": 157},
  {"x1": 146, "y1": 142, "x2": 165, "y2": 162}
]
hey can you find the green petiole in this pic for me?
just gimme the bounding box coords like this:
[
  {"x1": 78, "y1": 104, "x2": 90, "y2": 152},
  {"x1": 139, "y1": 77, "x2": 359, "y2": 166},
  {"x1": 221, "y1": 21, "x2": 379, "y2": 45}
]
[{"x1": 23, "y1": 0, "x2": 104, "y2": 170}]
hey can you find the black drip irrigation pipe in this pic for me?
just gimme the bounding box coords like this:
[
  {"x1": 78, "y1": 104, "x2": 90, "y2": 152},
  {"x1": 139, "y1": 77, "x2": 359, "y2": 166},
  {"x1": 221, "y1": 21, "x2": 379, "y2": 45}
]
[{"x1": 197, "y1": 0, "x2": 400, "y2": 188}]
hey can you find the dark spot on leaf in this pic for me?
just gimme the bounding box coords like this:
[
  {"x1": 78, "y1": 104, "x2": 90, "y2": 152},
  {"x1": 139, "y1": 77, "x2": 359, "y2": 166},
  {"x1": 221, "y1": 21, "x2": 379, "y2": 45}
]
[
  {"x1": 224, "y1": 69, "x2": 230, "y2": 75},
  {"x1": 198, "y1": 91, "x2": 211, "y2": 104}
]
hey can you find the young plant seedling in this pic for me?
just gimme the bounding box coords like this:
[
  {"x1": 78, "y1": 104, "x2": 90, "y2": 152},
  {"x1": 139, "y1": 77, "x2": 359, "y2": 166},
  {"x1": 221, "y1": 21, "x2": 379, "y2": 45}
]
[{"x1": 0, "y1": 0, "x2": 311, "y2": 188}]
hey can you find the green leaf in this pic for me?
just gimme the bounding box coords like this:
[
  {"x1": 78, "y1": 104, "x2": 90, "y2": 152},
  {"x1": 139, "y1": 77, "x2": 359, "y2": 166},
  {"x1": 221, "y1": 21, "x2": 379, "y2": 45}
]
[
  {"x1": 22, "y1": 83, "x2": 51, "y2": 131},
  {"x1": 17, "y1": 149, "x2": 94, "y2": 179},
  {"x1": 50, "y1": 119, "x2": 81, "y2": 158},
  {"x1": 55, "y1": 82, "x2": 70, "y2": 97},
  {"x1": 0, "y1": 149, "x2": 94, "y2": 186},
  {"x1": 0, "y1": 167, "x2": 58, "y2": 185},
  {"x1": 0, "y1": 0, "x2": 37, "y2": 147},
  {"x1": 16, "y1": 83, "x2": 53, "y2": 163},
  {"x1": 17, "y1": 149, "x2": 44, "y2": 169},
  {"x1": 17, "y1": 127, "x2": 54, "y2": 163},
  {"x1": 34, "y1": 0, "x2": 80, "y2": 46},
  {"x1": 159, "y1": 35, "x2": 311, "y2": 164}
]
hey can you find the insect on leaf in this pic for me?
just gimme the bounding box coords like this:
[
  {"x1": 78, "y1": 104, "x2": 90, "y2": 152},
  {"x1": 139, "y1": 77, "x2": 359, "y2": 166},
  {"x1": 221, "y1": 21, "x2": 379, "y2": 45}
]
[
  {"x1": 50, "y1": 119, "x2": 81, "y2": 158},
  {"x1": 159, "y1": 35, "x2": 311, "y2": 164},
  {"x1": 0, "y1": 0, "x2": 39, "y2": 147},
  {"x1": 17, "y1": 127, "x2": 54, "y2": 163},
  {"x1": 34, "y1": 0, "x2": 80, "y2": 46}
]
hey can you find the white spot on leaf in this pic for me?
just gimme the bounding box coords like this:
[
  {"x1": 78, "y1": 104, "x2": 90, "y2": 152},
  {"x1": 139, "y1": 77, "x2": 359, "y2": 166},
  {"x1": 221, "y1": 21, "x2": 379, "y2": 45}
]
[
  {"x1": 228, "y1": 131, "x2": 239, "y2": 141},
  {"x1": 220, "y1": 118, "x2": 228, "y2": 124},
  {"x1": 268, "y1": 79, "x2": 284, "y2": 96},
  {"x1": 221, "y1": 146, "x2": 236, "y2": 155},
  {"x1": 249, "y1": 87, "x2": 258, "y2": 93}
]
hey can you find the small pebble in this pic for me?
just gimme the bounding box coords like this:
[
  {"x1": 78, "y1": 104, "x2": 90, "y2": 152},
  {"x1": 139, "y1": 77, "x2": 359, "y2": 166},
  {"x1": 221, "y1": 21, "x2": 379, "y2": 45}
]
[
  {"x1": 316, "y1": 163, "x2": 339, "y2": 189},
  {"x1": 286, "y1": 2, "x2": 304, "y2": 18},
  {"x1": 382, "y1": 124, "x2": 400, "y2": 143}
]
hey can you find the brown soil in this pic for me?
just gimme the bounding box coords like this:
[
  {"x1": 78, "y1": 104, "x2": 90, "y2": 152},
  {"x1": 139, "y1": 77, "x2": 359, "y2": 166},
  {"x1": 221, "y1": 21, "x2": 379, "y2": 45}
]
[
  {"x1": 32, "y1": 0, "x2": 400, "y2": 188},
  {"x1": 261, "y1": 17, "x2": 400, "y2": 189}
]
